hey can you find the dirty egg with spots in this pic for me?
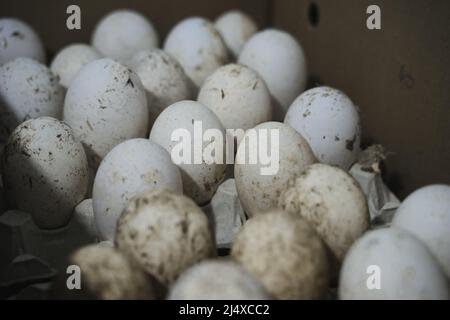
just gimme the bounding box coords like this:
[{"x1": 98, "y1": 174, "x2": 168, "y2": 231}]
[
  {"x1": 284, "y1": 86, "x2": 361, "y2": 170},
  {"x1": 0, "y1": 18, "x2": 46, "y2": 65},
  {"x1": 231, "y1": 210, "x2": 329, "y2": 299},
  {"x1": 0, "y1": 58, "x2": 65, "y2": 143},
  {"x1": 339, "y1": 228, "x2": 450, "y2": 300},
  {"x1": 63, "y1": 58, "x2": 149, "y2": 169},
  {"x1": 164, "y1": 17, "x2": 229, "y2": 89},
  {"x1": 1, "y1": 117, "x2": 89, "y2": 229},
  {"x1": 93, "y1": 138, "x2": 183, "y2": 241},
  {"x1": 115, "y1": 189, "x2": 216, "y2": 286}
]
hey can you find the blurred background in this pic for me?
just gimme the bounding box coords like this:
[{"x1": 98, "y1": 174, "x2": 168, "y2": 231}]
[{"x1": 1, "y1": 0, "x2": 449, "y2": 199}]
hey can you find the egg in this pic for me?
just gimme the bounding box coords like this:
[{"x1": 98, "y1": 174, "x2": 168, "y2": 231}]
[
  {"x1": 50, "y1": 44, "x2": 102, "y2": 88},
  {"x1": 91, "y1": 9, "x2": 159, "y2": 62},
  {"x1": 163, "y1": 17, "x2": 229, "y2": 89},
  {"x1": 339, "y1": 228, "x2": 450, "y2": 299},
  {"x1": 284, "y1": 86, "x2": 361, "y2": 170},
  {"x1": 1, "y1": 117, "x2": 89, "y2": 229},
  {"x1": 235, "y1": 121, "x2": 316, "y2": 217},
  {"x1": 93, "y1": 138, "x2": 182, "y2": 241},
  {"x1": 197, "y1": 63, "x2": 272, "y2": 130},
  {"x1": 279, "y1": 163, "x2": 369, "y2": 262},
  {"x1": 214, "y1": 10, "x2": 258, "y2": 58},
  {"x1": 115, "y1": 189, "x2": 216, "y2": 285},
  {"x1": 63, "y1": 58, "x2": 149, "y2": 168},
  {"x1": 238, "y1": 29, "x2": 306, "y2": 119},
  {"x1": 231, "y1": 210, "x2": 329, "y2": 299},
  {"x1": 0, "y1": 18, "x2": 46, "y2": 65},
  {"x1": 127, "y1": 49, "x2": 193, "y2": 125},
  {"x1": 52, "y1": 244, "x2": 159, "y2": 299},
  {"x1": 168, "y1": 260, "x2": 270, "y2": 300},
  {"x1": 392, "y1": 184, "x2": 450, "y2": 279},
  {"x1": 0, "y1": 58, "x2": 64, "y2": 143},
  {"x1": 150, "y1": 100, "x2": 227, "y2": 205}
]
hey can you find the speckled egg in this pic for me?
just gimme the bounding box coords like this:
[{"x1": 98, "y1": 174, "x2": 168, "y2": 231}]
[
  {"x1": 163, "y1": 17, "x2": 229, "y2": 89},
  {"x1": 93, "y1": 138, "x2": 182, "y2": 241},
  {"x1": 214, "y1": 10, "x2": 258, "y2": 58},
  {"x1": 0, "y1": 18, "x2": 46, "y2": 65},
  {"x1": 50, "y1": 44, "x2": 102, "y2": 88},
  {"x1": 127, "y1": 49, "x2": 192, "y2": 125},
  {"x1": 235, "y1": 122, "x2": 316, "y2": 217},
  {"x1": 53, "y1": 244, "x2": 159, "y2": 299},
  {"x1": 150, "y1": 100, "x2": 227, "y2": 205},
  {"x1": 392, "y1": 184, "x2": 450, "y2": 279},
  {"x1": 238, "y1": 29, "x2": 307, "y2": 119},
  {"x1": 92, "y1": 9, "x2": 159, "y2": 62},
  {"x1": 168, "y1": 260, "x2": 270, "y2": 300},
  {"x1": 279, "y1": 163, "x2": 369, "y2": 261},
  {"x1": 0, "y1": 58, "x2": 64, "y2": 143},
  {"x1": 197, "y1": 63, "x2": 272, "y2": 130},
  {"x1": 231, "y1": 210, "x2": 329, "y2": 299},
  {"x1": 339, "y1": 228, "x2": 450, "y2": 299},
  {"x1": 63, "y1": 58, "x2": 149, "y2": 168},
  {"x1": 115, "y1": 189, "x2": 216, "y2": 285},
  {"x1": 1, "y1": 117, "x2": 89, "y2": 229},
  {"x1": 284, "y1": 86, "x2": 361, "y2": 170}
]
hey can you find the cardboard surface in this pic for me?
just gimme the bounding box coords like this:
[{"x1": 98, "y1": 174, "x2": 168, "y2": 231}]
[{"x1": 1, "y1": 0, "x2": 449, "y2": 198}]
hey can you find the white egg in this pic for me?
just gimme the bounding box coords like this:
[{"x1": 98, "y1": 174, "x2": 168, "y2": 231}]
[
  {"x1": 63, "y1": 58, "x2": 149, "y2": 168},
  {"x1": 115, "y1": 189, "x2": 216, "y2": 285},
  {"x1": 339, "y1": 228, "x2": 450, "y2": 299},
  {"x1": 238, "y1": 29, "x2": 306, "y2": 119},
  {"x1": 197, "y1": 63, "x2": 272, "y2": 131},
  {"x1": 1, "y1": 117, "x2": 89, "y2": 229},
  {"x1": 279, "y1": 163, "x2": 369, "y2": 262},
  {"x1": 163, "y1": 17, "x2": 229, "y2": 89},
  {"x1": 168, "y1": 260, "x2": 270, "y2": 300},
  {"x1": 0, "y1": 18, "x2": 46, "y2": 65},
  {"x1": 93, "y1": 138, "x2": 183, "y2": 241},
  {"x1": 284, "y1": 86, "x2": 361, "y2": 170},
  {"x1": 91, "y1": 9, "x2": 159, "y2": 62},
  {"x1": 214, "y1": 10, "x2": 258, "y2": 58},
  {"x1": 231, "y1": 210, "x2": 329, "y2": 299},
  {"x1": 127, "y1": 49, "x2": 192, "y2": 125},
  {"x1": 50, "y1": 44, "x2": 102, "y2": 88},
  {"x1": 0, "y1": 58, "x2": 64, "y2": 143},
  {"x1": 150, "y1": 100, "x2": 227, "y2": 205},
  {"x1": 392, "y1": 184, "x2": 450, "y2": 279},
  {"x1": 235, "y1": 122, "x2": 316, "y2": 217}
]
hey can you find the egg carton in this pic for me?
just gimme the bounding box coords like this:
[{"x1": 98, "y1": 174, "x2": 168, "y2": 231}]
[
  {"x1": 202, "y1": 178, "x2": 247, "y2": 250},
  {"x1": 0, "y1": 200, "x2": 97, "y2": 297}
]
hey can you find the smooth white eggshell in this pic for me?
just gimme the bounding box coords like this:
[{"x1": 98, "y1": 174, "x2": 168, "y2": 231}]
[
  {"x1": 392, "y1": 184, "x2": 450, "y2": 279},
  {"x1": 1, "y1": 117, "x2": 89, "y2": 229},
  {"x1": 127, "y1": 49, "x2": 192, "y2": 124},
  {"x1": 238, "y1": 29, "x2": 306, "y2": 119},
  {"x1": 91, "y1": 9, "x2": 159, "y2": 62},
  {"x1": 285, "y1": 86, "x2": 361, "y2": 170},
  {"x1": 231, "y1": 210, "x2": 329, "y2": 299},
  {"x1": 93, "y1": 138, "x2": 182, "y2": 241},
  {"x1": 50, "y1": 44, "x2": 102, "y2": 88},
  {"x1": 115, "y1": 189, "x2": 216, "y2": 285},
  {"x1": 163, "y1": 17, "x2": 229, "y2": 89},
  {"x1": 168, "y1": 260, "x2": 270, "y2": 300},
  {"x1": 235, "y1": 122, "x2": 316, "y2": 217},
  {"x1": 214, "y1": 10, "x2": 258, "y2": 58},
  {"x1": 0, "y1": 18, "x2": 46, "y2": 65},
  {"x1": 63, "y1": 58, "x2": 149, "y2": 168},
  {"x1": 150, "y1": 100, "x2": 227, "y2": 205},
  {"x1": 339, "y1": 228, "x2": 450, "y2": 299},
  {"x1": 0, "y1": 58, "x2": 64, "y2": 143},
  {"x1": 279, "y1": 163, "x2": 369, "y2": 261},
  {"x1": 197, "y1": 63, "x2": 272, "y2": 130}
]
